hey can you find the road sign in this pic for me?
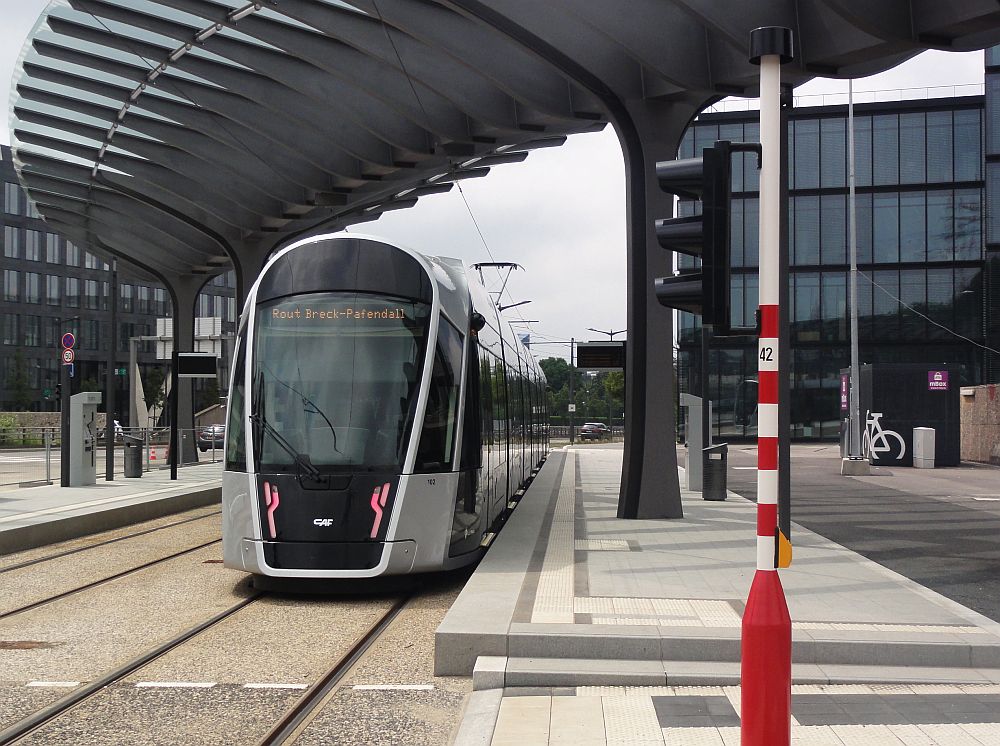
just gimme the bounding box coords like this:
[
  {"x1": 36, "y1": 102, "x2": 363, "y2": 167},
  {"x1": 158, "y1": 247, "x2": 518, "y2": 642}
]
[
  {"x1": 43, "y1": 388, "x2": 52, "y2": 398},
  {"x1": 115, "y1": 367, "x2": 127, "y2": 376},
  {"x1": 568, "y1": 404, "x2": 576, "y2": 412},
  {"x1": 61, "y1": 332, "x2": 76, "y2": 349},
  {"x1": 61, "y1": 348, "x2": 75, "y2": 364}
]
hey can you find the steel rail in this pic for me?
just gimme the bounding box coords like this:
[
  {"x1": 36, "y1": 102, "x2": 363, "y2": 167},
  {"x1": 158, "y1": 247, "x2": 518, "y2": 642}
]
[
  {"x1": 0, "y1": 510, "x2": 222, "y2": 574},
  {"x1": 0, "y1": 538, "x2": 221, "y2": 621},
  {"x1": 0, "y1": 592, "x2": 262, "y2": 745},
  {"x1": 256, "y1": 595, "x2": 410, "y2": 746}
]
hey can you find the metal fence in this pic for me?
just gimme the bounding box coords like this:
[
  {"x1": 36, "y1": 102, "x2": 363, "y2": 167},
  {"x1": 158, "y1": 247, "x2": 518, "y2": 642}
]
[{"x1": 0, "y1": 425, "x2": 224, "y2": 489}]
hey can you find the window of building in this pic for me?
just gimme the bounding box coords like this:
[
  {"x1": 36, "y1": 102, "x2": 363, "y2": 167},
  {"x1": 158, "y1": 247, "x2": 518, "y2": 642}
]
[
  {"x1": 25, "y1": 273, "x2": 40, "y2": 304},
  {"x1": 955, "y1": 188, "x2": 983, "y2": 261},
  {"x1": 855, "y1": 192, "x2": 874, "y2": 264},
  {"x1": 137, "y1": 285, "x2": 150, "y2": 315},
  {"x1": 927, "y1": 190, "x2": 953, "y2": 262},
  {"x1": 820, "y1": 194, "x2": 846, "y2": 265},
  {"x1": 871, "y1": 269, "x2": 900, "y2": 341},
  {"x1": 926, "y1": 267, "x2": 954, "y2": 340},
  {"x1": 899, "y1": 191, "x2": 926, "y2": 263},
  {"x1": 45, "y1": 234, "x2": 59, "y2": 264},
  {"x1": 873, "y1": 114, "x2": 899, "y2": 185},
  {"x1": 954, "y1": 109, "x2": 982, "y2": 182},
  {"x1": 954, "y1": 267, "x2": 982, "y2": 338},
  {"x1": 793, "y1": 195, "x2": 819, "y2": 265},
  {"x1": 66, "y1": 242, "x2": 80, "y2": 266},
  {"x1": 45, "y1": 275, "x2": 60, "y2": 306},
  {"x1": 899, "y1": 112, "x2": 926, "y2": 184},
  {"x1": 27, "y1": 200, "x2": 41, "y2": 219},
  {"x1": 85, "y1": 252, "x2": 101, "y2": 270},
  {"x1": 792, "y1": 272, "x2": 821, "y2": 341},
  {"x1": 926, "y1": 111, "x2": 954, "y2": 183},
  {"x1": 899, "y1": 269, "x2": 927, "y2": 337},
  {"x1": 154, "y1": 288, "x2": 167, "y2": 316},
  {"x1": 2, "y1": 314, "x2": 17, "y2": 345},
  {"x1": 23, "y1": 315, "x2": 40, "y2": 346},
  {"x1": 84, "y1": 279, "x2": 100, "y2": 310},
  {"x1": 793, "y1": 119, "x2": 819, "y2": 189},
  {"x1": 24, "y1": 230, "x2": 41, "y2": 261},
  {"x1": 65, "y1": 277, "x2": 80, "y2": 308},
  {"x1": 873, "y1": 193, "x2": 899, "y2": 263},
  {"x1": 4, "y1": 226, "x2": 19, "y2": 258},
  {"x1": 3, "y1": 270, "x2": 18, "y2": 302},
  {"x1": 821, "y1": 271, "x2": 847, "y2": 343},
  {"x1": 853, "y1": 116, "x2": 873, "y2": 188},
  {"x1": 120, "y1": 283, "x2": 134, "y2": 313},
  {"x1": 4, "y1": 182, "x2": 21, "y2": 215},
  {"x1": 83, "y1": 319, "x2": 100, "y2": 351},
  {"x1": 819, "y1": 117, "x2": 846, "y2": 188}
]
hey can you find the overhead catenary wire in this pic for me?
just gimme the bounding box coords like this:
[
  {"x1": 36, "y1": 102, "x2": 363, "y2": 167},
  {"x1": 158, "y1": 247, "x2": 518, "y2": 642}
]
[
  {"x1": 371, "y1": 1, "x2": 531, "y2": 327},
  {"x1": 860, "y1": 270, "x2": 1000, "y2": 355}
]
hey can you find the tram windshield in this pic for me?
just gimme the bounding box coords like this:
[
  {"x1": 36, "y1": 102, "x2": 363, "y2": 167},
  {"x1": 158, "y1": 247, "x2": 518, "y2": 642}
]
[{"x1": 253, "y1": 292, "x2": 431, "y2": 472}]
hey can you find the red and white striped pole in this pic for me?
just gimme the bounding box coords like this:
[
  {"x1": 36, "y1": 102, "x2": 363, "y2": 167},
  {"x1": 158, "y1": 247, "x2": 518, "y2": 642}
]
[{"x1": 742, "y1": 26, "x2": 794, "y2": 746}]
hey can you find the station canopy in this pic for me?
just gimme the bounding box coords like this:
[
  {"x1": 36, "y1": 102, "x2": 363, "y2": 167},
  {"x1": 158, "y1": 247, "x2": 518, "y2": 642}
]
[{"x1": 9, "y1": 0, "x2": 1000, "y2": 286}]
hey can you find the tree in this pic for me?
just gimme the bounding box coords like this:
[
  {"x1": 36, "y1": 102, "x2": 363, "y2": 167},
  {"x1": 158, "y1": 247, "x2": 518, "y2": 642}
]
[
  {"x1": 9, "y1": 350, "x2": 33, "y2": 411},
  {"x1": 143, "y1": 366, "x2": 167, "y2": 411},
  {"x1": 539, "y1": 357, "x2": 571, "y2": 393}
]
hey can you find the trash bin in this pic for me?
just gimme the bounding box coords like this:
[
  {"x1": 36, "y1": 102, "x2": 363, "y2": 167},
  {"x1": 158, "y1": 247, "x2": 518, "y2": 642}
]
[
  {"x1": 702, "y1": 443, "x2": 728, "y2": 501},
  {"x1": 124, "y1": 435, "x2": 143, "y2": 478}
]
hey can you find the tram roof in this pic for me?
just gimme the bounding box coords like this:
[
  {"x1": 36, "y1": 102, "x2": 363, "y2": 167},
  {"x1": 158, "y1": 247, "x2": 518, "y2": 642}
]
[{"x1": 10, "y1": 0, "x2": 1000, "y2": 284}]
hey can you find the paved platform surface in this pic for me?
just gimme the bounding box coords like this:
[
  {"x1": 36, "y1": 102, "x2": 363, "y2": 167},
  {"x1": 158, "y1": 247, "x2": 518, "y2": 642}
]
[
  {"x1": 444, "y1": 445, "x2": 1000, "y2": 745},
  {"x1": 0, "y1": 464, "x2": 222, "y2": 554}
]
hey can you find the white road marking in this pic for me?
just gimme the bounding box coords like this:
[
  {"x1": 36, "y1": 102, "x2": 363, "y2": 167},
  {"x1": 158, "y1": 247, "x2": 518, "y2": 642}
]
[
  {"x1": 243, "y1": 683, "x2": 309, "y2": 690},
  {"x1": 27, "y1": 681, "x2": 80, "y2": 688},
  {"x1": 972, "y1": 497, "x2": 1000, "y2": 502},
  {"x1": 351, "y1": 684, "x2": 434, "y2": 690},
  {"x1": 732, "y1": 467, "x2": 757, "y2": 470},
  {"x1": 135, "y1": 681, "x2": 217, "y2": 688}
]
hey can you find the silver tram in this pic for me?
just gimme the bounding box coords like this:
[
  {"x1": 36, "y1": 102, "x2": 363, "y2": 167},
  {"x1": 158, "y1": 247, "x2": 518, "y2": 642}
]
[{"x1": 221, "y1": 235, "x2": 548, "y2": 579}]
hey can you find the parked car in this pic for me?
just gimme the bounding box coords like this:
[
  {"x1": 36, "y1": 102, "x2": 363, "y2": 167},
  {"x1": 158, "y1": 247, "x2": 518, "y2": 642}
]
[
  {"x1": 197, "y1": 424, "x2": 226, "y2": 452},
  {"x1": 579, "y1": 422, "x2": 610, "y2": 441}
]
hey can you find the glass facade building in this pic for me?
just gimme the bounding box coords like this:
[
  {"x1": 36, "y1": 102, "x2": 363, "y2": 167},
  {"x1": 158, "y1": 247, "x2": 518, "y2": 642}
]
[
  {"x1": 676, "y1": 90, "x2": 994, "y2": 440},
  {"x1": 0, "y1": 145, "x2": 238, "y2": 415}
]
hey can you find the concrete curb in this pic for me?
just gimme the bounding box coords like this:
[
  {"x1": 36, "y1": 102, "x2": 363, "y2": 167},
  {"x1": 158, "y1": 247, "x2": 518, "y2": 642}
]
[
  {"x1": 0, "y1": 485, "x2": 220, "y2": 554},
  {"x1": 450, "y1": 689, "x2": 503, "y2": 746}
]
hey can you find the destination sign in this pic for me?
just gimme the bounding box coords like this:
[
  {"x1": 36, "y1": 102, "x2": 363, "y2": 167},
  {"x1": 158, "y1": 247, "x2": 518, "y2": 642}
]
[{"x1": 271, "y1": 306, "x2": 408, "y2": 322}]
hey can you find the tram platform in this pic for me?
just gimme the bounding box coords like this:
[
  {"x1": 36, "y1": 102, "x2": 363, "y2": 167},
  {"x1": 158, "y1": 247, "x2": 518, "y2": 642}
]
[
  {"x1": 0, "y1": 463, "x2": 222, "y2": 555},
  {"x1": 443, "y1": 445, "x2": 1000, "y2": 745}
]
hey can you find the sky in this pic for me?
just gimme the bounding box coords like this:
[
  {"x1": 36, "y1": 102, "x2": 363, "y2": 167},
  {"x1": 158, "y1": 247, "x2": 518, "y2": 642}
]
[{"x1": 0, "y1": 1, "x2": 989, "y2": 362}]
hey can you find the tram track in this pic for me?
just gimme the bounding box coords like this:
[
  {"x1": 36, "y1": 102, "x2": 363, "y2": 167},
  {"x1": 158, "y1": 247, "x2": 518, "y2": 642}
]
[
  {"x1": 0, "y1": 593, "x2": 263, "y2": 746},
  {"x1": 0, "y1": 538, "x2": 221, "y2": 621},
  {"x1": 257, "y1": 595, "x2": 411, "y2": 746},
  {"x1": 0, "y1": 510, "x2": 222, "y2": 574}
]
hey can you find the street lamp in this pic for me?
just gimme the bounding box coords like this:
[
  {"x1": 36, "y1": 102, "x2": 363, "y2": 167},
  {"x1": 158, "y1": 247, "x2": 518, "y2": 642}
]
[{"x1": 586, "y1": 327, "x2": 626, "y2": 340}]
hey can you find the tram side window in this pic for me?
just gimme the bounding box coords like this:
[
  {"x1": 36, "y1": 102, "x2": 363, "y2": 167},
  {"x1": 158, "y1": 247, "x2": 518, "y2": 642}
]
[
  {"x1": 415, "y1": 318, "x2": 464, "y2": 472},
  {"x1": 225, "y1": 331, "x2": 247, "y2": 471},
  {"x1": 459, "y1": 337, "x2": 482, "y2": 470},
  {"x1": 480, "y1": 349, "x2": 495, "y2": 448}
]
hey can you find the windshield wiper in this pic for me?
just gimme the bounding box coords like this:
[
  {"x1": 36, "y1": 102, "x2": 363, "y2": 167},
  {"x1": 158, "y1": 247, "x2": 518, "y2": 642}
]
[
  {"x1": 262, "y1": 363, "x2": 340, "y2": 454},
  {"x1": 250, "y1": 412, "x2": 321, "y2": 481}
]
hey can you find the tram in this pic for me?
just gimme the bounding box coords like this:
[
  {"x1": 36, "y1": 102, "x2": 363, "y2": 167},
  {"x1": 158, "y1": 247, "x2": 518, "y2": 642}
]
[{"x1": 221, "y1": 235, "x2": 548, "y2": 579}]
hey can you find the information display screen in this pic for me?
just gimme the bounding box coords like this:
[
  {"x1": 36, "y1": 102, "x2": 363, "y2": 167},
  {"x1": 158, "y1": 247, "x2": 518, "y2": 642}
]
[
  {"x1": 576, "y1": 342, "x2": 626, "y2": 371},
  {"x1": 177, "y1": 353, "x2": 218, "y2": 378}
]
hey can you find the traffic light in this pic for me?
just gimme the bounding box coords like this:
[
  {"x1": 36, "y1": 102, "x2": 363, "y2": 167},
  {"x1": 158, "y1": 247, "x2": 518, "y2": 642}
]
[
  {"x1": 653, "y1": 140, "x2": 760, "y2": 333},
  {"x1": 55, "y1": 383, "x2": 62, "y2": 399}
]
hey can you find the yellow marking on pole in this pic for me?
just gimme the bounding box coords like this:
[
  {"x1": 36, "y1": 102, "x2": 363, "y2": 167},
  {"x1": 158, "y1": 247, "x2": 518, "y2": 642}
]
[{"x1": 777, "y1": 529, "x2": 792, "y2": 568}]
